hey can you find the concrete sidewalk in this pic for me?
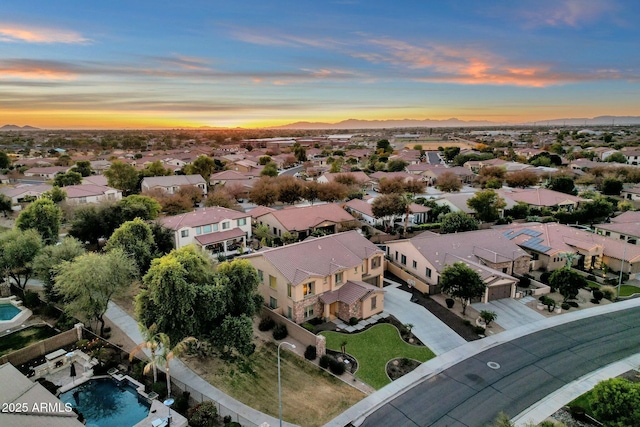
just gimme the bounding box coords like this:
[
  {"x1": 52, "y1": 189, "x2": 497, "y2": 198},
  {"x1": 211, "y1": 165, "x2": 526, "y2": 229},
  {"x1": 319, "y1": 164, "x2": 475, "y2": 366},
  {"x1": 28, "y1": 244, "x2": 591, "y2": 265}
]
[
  {"x1": 513, "y1": 353, "x2": 640, "y2": 426},
  {"x1": 105, "y1": 302, "x2": 290, "y2": 427},
  {"x1": 383, "y1": 283, "x2": 466, "y2": 355}
]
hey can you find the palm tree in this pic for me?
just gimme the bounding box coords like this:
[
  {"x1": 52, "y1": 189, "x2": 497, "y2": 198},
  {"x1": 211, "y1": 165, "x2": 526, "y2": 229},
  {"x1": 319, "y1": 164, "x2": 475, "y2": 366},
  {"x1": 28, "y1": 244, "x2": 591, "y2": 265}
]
[
  {"x1": 129, "y1": 323, "x2": 162, "y2": 383},
  {"x1": 156, "y1": 334, "x2": 197, "y2": 398}
]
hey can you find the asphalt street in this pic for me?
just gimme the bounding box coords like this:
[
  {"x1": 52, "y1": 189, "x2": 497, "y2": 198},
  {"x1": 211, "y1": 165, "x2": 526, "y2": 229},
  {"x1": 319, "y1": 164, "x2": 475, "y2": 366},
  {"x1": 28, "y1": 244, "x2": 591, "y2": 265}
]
[{"x1": 359, "y1": 307, "x2": 640, "y2": 427}]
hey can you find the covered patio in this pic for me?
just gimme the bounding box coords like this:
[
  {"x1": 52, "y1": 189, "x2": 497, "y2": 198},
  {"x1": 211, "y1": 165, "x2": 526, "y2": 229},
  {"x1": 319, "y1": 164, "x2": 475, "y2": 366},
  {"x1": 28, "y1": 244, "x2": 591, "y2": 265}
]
[{"x1": 194, "y1": 227, "x2": 247, "y2": 258}]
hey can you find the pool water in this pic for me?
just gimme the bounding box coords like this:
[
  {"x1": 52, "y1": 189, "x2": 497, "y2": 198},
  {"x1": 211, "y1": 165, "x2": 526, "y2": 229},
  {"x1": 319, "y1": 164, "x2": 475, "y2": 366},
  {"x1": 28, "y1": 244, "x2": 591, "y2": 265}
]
[
  {"x1": 0, "y1": 304, "x2": 20, "y2": 321},
  {"x1": 59, "y1": 378, "x2": 150, "y2": 427}
]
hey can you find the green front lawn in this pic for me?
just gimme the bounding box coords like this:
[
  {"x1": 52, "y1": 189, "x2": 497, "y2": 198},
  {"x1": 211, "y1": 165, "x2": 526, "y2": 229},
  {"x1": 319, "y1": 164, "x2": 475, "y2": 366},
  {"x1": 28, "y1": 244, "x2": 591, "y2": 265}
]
[
  {"x1": 618, "y1": 285, "x2": 640, "y2": 297},
  {"x1": 321, "y1": 323, "x2": 435, "y2": 389}
]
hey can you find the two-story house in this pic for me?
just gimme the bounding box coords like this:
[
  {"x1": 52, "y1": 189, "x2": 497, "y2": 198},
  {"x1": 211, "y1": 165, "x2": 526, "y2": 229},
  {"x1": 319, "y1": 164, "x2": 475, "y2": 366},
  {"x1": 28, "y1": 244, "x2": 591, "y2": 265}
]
[
  {"x1": 242, "y1": 231, "x2": 385, "y2": 323},
  {"x1": 160, "y1": 207, "x2": 252, "y2": 257}
]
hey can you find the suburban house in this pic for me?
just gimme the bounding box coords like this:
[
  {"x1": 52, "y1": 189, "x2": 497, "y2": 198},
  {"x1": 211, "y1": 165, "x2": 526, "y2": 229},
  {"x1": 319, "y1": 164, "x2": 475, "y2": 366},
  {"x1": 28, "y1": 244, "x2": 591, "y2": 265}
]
[
  {"x1": 502, "y1": 223, "x2": 640, "y2": 279},
  {"x1": 23, "y1": 166, "x2": 70, "y2": 179},
  {"x1": 242, "y1": 231, "x2": 385, "y2": 323},
  {"x1": 622, "y1": 149, "x2": 640, "y2": 165},
  {"x1": 345, "y1": 198, "x2": 430, "y2": 227},
  {"x1": 254, "y1": 203, "x2": 358, "y2": 241},
  {"x1": 594, "y1": 211, "x2": 640, "y2": 245},
  {"x1": 385, "y1": 229, "x2": 529, "y2": 302},
  {"x1": 316, "y1": 171, "x2": 372, "y2": 188},
  {"x1": 621, "y1": 184, "x2": 640, "y2": 201},
  {"x1": 464, "y1": 158, "x2": 507, "y2": 173},
  {"x1": 496, "y1": 188, "x2": 586, "y2": 211},
  {"x1": 141, "y1": 174, "x2": 208, "y2": 196},
  {"x1": 160, "y1": 207, "x2": 252, "y2": 257},
  {"x1": 406, "y1": 164, "x2": 475, "y2": 186},
  {"x1": 0, "y1": 183, "x2": 53, "y2": 204},
  {"x1": 63, "y1": 184, "x2": 122, "y2": 205}
]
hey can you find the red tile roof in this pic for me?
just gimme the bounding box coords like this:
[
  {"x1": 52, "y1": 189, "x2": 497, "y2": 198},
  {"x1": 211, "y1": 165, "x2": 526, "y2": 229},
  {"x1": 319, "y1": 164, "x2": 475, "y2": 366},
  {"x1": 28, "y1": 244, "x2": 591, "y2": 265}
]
[
  {"x1": 160, "y1": 207, "x2": 248, "y2": 230},
  {"x1": 320, "y1": 280, "x2": 384, "y2": 305}
]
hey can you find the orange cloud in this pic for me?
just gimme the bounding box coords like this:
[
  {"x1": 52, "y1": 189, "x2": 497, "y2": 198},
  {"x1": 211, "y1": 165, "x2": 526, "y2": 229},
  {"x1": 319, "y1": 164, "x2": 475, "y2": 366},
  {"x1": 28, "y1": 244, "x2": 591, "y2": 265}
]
[
  {"x1": 0, "y1": 60, "x2": 77, "y2": 80},
  {"x1": 0, "y1": 24, "x2": 89, "y2": 44}
]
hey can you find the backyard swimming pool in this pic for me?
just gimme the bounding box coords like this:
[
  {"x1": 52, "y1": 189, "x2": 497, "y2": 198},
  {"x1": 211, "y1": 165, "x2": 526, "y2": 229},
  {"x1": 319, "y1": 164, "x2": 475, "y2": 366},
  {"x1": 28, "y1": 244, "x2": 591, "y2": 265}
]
[
  {"x1": 59, "y1": 378, "x2": 150, "y2": 427},
  {"x1": 0, "y1": 303, "x2": 20, "y2": 320}
]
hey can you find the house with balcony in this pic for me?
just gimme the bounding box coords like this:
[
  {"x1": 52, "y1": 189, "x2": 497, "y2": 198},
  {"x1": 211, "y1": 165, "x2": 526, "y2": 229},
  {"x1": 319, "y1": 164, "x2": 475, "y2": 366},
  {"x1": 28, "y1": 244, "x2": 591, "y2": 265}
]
[
  {"x1": 385, "y1": 229, "x2": 529, "y2": 302},
  {"x1": 242, "y1": 231, "x2": 385, "y2": 323},
  {"x1": 160, "y1": 207, "x2": 252, "y2": 257}
]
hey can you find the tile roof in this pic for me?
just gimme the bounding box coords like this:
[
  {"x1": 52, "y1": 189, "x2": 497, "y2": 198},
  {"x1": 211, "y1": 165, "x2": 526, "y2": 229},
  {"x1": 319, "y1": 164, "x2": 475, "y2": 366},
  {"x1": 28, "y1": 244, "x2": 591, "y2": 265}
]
[
  {"x1": 82, "y1": 175, "x2": 108, "y2": 186},
  {"x1": 243, "y1": 230, "x2": 382, "y2": 286},
  {"x1": 142, "y1": 174, "x2": 206, "y2": 187},
  {"x1": 194, "y1": 227, "x2": 245, "y2": 245},
  {"x1": 160, "y1": 207, "x2": 248, "y2": 230},
  {"x1": 593, "y1": 222, "x2": 640, "y2": 238},
  {"x1": 610, "y1": 211, "x2": 640, "y2": 224},
  {"x1": 497, "y1": 188, "x2": 585, "y2": 207},
  {"x1": 320, "y1": 280, "x2": 384, "y2": 305},
  {"x1": 0, "y1": 183, "x2": 52, "y2": 198},
  {"x1": 247, "y1": 205, "x2": 276, "y2": 219},
  {"x1": 257, "y1": 203, "x2": 356, "y2": 232},
  {"x1": 63, "y1": 184, "x2": 118, "y2": 198}
]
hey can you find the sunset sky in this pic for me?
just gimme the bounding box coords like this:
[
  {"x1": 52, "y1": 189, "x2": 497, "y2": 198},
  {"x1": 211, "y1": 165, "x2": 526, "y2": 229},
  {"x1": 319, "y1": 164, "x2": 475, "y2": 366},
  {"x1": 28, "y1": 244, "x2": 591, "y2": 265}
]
[{"x1": 1, "y1": 0, "x2": 639, "y2": 129}]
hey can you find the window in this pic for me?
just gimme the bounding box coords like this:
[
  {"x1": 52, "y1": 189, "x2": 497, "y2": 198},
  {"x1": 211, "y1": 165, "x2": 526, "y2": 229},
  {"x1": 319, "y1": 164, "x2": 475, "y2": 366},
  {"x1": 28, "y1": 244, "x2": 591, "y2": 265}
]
[
  {"x1": 203, "y1": 225, "x2": 212, "y2": 233},
  {"x1": 354, "y1": 266, "x2": 358, "y2": 273},
  {"x1": 502, "y1": 267, "x2": 508, "y2": 273},
  {"x1": 412, "y1": 260, "x2": 417, "y2": 269},
  {"x1": 238, "y1": 218, "x2": 247, "y2": 226},
  {"x1": 196, "y1": 227, "x2": 202, "y2": 235},
  {"x1": 605, "y1": 231, "x2": 611, "y2": 237},
  {"x1": 395, "y1": 251, "x2": 398, "y2": 261},
  {"x1": 269, "y1": 297, "x2": 278, "y2": 309},
  {"x1": 304, "y1": 305, "x2": 314, "y2": 319},
  {"x1": 620, "y1": 235, "x2": 626, "y2": 240},
  {"x1": 335, "y1": 272, "x2": 343, "y2": 285},
  {"x1": 273, "y1": 227, "x2": 277, "y2": 234},
  {"x1": 213, "y1": 224, "x2": 219, "y2": 231},
  {"x1": 257, "y1": 269, "x2": 264, "y2": 283},
  {"x1": 371, "y1": 296, "x2": 377, "y2": 310},
  {"x1": 222, "y1": 222, "x2": 230, "y2": 230},
  {"x1": 425, "y1": 267, "x2": 432, "y2": 278},
  {"x1": 79, "y1": 196, "x2": 87, "y2": 204},
  {"x1": 371, "y1": 256, "x2": 381, "y2": 269},
  {"x1": 287, "y1": 283, "x2": 292, "y2": 298},
  {"x1": 287, "y1": 307, "x2": 292, "y2": 319},
  {"x1": 401, "y1": 255, "x2": 407, "y2": 265},
  {"x1": 181, "y1": 229, "x2": 189, "y2": 238},
  {"x1": 269, "y1": 275, "x2": 277, "y2": 289},
  {"x1": 303, "y1": 281, "x2": 315, "y2": 297}
]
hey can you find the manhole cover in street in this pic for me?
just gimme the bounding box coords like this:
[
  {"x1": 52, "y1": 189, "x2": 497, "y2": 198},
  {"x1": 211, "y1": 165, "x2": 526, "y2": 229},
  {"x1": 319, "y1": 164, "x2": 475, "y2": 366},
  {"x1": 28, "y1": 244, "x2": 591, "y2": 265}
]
[{"x1": 487, "y1": 361, "x2": 501, "y2": 369}]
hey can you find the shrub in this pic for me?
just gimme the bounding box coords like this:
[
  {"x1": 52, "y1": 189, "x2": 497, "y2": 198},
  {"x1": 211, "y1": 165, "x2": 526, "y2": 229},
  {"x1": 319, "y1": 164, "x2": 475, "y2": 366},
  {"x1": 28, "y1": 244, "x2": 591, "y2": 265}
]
[
  {"x1": 174, "y1": 391, "x2": 190, "y2": 415},
  {"x1": 301, "y1": 322, "x2": 315, "y2": 332},
  {"x1": 308, "y1": 317, "x2": 323, "y2": 326},
  {"x1": 151, "y1": 381, "x2": 167, "y2": 400},
  {"x1": 188, "y1": 401, "x2": 218, "y2": 427},
  {"x1": 519, "y1": 276, "x2": 531, "y2": 288},
  {"x1": 587, "y1": 274, "x2": 596, "y2": 282},
  {"x1": 540, "y1": 272, "x2": 551, "y2": 284},
  {"x1": 601, "y1": 285, "x2": 617, "y2": 300},
  {"x1": 319, "y1": 355, "x2": 332, "y2": 369},
  {"x1": 445, "y1": 298, "x2": 455, "y2": 308},
  {"x1": 590, "y1": 298, "x2": 601, "y2": 304},
  {"x1": 463, "y1": 319, "x2": 471, "y2": 326},
  {"x1": 329, "y1": 357, "x2": 346, "y2": 375},
  {"x1": 258, "y1": 316, "x2": 275, "y2": 331},
  {"x1": 568, "y1": 301, "x2": 579, "y2": 308},
  {"x1": 349, "y1": 317, "x2": 359, "y2": 326},
  {"x1": 592, "y1": 289, "x2": 604, "y2": 302},
  {"x1": 43, "y1": 303, "x2": 59, "y2": 318},
  {"x1": 223, "y1": 415, "x2": 232, "y2": 424},
  {"x1": 304, "y1": 345, "x2": 317, "y2": 361},
  {"x1": 569, "y1": 404, "x2": 586, "y2": 421},
  {"x1": 561, "y1": 302, "x2": 570, "y2": 310},
  {"x1": 103, "y1": 326, "x2": 111, "y2": 334},
  {"x1": 23, "y1": 290, "x2": 41, "y2": 309},
  {"x1": 473, "y1": 326, "x2": 486, "y2": 335},
  {"x1": 272, "y1": 323, "x2": 288, "y2": 340},
  {"x1": 76, "y1": 339, "x2": 89, "y2": 348}
]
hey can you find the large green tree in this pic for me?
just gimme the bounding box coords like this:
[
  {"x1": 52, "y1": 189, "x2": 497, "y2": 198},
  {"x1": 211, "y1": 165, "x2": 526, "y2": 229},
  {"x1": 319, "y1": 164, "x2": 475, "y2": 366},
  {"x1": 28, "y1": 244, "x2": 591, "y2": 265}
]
[
  {"x1": 0, "y1": 151, "x2": 10, "y2": 169},
  {"x1": 104, "y1": 160, "x2": 140, "y2": 195},
  {"x1": 184, "y1": 155, "x2": 216, "y2": 182},
  {"x1": 33, "y1": 236, "x2": 85, "y2": 302},
  {"x1": 118, "y1": 195, "x2": 161, "y2": 220},
  {"x1": 549, "y1": 268, "x2": 587, "y2": 302},
  {"x1": 106, "y1": 218, "x2": 156, "y2": 276},
  {"x1": 53, "y1": 170, "x2": 82, "y2": 187},
  {"x1": 439, "y1": 262, "x2": 486, "y2": 315},
  {"x1": 16, "y1": 198, "x2": 63, "y2": 244},
  {"x1": 467, "y1": 189, "x2": 505, "y2": 222},
  {"x1": 590, "y1": 378, "x2": 640, "y2": 427},
  {"x1": 55, "y1": 249, "x2": 137, "y2": 336},
  {"x1": 371, "y1": 193, "x2": 407, "y2": 229},
  {"x1": 71, "y1": 160, "x2": 93, "y2": 177},
  {"x1": 440, "y1": 211, "x2": 479, "y2": 234},
  {"x1": 261, "y1": 162, "x2": 279, "y2": 177},
  {"x1": 136, "y1": 248, "x2": 261, "y2": 356},
  {"x1": 0, "y1": 228, "x2": 42, "y2": 289},
  {"x1": 0, "y1": 194, "x2": 12, "y2": 217},
  {"x1": 547, "y1": 176, "x2": 577, "y2": 195}
]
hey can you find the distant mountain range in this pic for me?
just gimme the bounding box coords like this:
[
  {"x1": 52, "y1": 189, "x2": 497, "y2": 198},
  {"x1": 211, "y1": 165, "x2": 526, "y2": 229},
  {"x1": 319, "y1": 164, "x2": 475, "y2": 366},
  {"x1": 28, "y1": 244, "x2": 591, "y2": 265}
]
[
  {"x1": 0, "y1": 124, "x2": 40, "y2": 130},
  {"x1": 271, "y1": 116, "x2": 640, "y2": 129}
]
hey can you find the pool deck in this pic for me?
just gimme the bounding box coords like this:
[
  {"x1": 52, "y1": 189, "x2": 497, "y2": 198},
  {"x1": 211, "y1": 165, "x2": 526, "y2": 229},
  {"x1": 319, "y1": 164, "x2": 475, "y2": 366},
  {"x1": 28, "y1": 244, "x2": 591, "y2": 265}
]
[{"x1": 0, "y1": 296, "x2": 32, "y2": 334}]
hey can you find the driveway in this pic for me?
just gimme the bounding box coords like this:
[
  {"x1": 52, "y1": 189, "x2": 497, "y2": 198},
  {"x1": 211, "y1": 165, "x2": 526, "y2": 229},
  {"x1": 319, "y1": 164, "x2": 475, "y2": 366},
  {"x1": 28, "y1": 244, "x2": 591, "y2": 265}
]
[
  {"x1": 471, "y1": 297, "x2": 545, "y2": 330},
  {"x1": 384, "y1": 284, "x2": 466, "y2": 355}
]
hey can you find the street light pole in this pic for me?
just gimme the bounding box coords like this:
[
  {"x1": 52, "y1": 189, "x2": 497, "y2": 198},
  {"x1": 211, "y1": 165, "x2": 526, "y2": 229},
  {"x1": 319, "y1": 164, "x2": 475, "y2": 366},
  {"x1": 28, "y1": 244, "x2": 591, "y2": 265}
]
[{"x1": 278, "y1": 341, "x2": 296, "y2": 427}]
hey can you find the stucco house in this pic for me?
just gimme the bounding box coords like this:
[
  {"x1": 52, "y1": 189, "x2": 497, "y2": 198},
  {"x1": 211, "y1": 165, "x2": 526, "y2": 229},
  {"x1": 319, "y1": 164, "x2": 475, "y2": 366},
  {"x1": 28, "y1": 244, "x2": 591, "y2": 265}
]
[
  {"x1": 496, "y1": 188, "x2": 586, "y2": 212},
  {"x1": 23, "y1": 166, "x2": 70, "y2": 179},
  {"x1": 63, "y1": 184, "x2": 122, "y2": 205},
  {"x1": 254, "y1": 203, "x2": 357, "y2": 241},
  {"x1": 160, "y1": 207, "x2": 252, "y2": 257},
  {"x1": 141, "y1": 174, "x2": 207, "y2": 196},
  {"x1": 385, "y1": 229, "x2": 529, "y2": 302},
  {"x1": 0, "y1": 183, "x2": 53, "y2": 204},
  {"x1": 242, "y1": 231, "x2": 385, "y2": 323},
  {"x1": 594, "y1": 211, "x2": 640, "y2": 245}
]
